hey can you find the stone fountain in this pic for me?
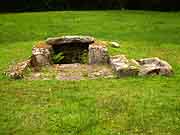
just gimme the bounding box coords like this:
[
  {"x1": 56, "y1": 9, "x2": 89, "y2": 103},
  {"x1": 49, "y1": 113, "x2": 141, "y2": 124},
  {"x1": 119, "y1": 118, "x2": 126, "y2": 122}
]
[{"x1": 5, "y1": 35, "x2": 173, "y2": 80}]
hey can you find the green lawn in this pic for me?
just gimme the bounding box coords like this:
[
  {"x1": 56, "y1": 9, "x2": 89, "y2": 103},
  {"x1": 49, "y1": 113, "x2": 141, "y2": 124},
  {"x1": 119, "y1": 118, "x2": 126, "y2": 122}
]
[{"x1": 0, "y1": 10, "x2": 180, "y2": 135}]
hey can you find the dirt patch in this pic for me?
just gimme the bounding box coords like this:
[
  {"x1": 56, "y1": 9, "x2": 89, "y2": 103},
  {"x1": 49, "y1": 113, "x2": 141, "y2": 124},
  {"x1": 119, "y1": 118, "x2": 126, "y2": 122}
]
[{"x1": 24, "y1": 64, "x2": 114, "y2": 80}]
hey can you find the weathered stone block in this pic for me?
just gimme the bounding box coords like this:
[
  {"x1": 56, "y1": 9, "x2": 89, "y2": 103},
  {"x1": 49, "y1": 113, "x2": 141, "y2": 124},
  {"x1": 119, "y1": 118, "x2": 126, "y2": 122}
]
[
  {"x1": 137, "y1": 57, "x2": 173, "y2": 76},
  {"x1": 110, "y1": 55, "x2": 140, "y2": 77},
  {"x1": 89, "y1": 42, "x2": 109, "y2": 64},
  {"x1": 46, "y1": 36, "x2": 95, "y2": 45},
  {"x1": 31, "y1": 46, "x2": 53, "y2": 67}
]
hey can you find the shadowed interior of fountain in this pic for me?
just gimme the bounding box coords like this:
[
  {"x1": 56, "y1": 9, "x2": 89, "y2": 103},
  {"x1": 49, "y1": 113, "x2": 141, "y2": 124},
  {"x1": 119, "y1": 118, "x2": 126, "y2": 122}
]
[{"x1": 52, "y1": 43, "x2": 89, "y2": 64}]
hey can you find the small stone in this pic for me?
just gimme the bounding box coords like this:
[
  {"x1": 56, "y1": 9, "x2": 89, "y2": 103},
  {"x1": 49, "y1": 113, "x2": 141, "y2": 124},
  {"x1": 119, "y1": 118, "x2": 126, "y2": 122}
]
[
  {"x1": 33, "y1": 73, "x2": 41, "y2": 78},
  {"x1": 93, "y1": 72, "x2": 101, "y2": 76},
  {"x1": 43, "y1": 78, "x2": 50, "y2": 80},
  {"x1": 110, "y1": 41, "x2": 120, "y2": 48},
  {"x1": 9, "y1": 72, "x2": 23, "y2": 79}
]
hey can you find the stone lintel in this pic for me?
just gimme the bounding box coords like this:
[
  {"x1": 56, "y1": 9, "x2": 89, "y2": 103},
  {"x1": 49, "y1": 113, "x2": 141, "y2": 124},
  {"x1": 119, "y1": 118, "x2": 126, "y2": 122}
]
[{"x1": 46, "y1": 36, "x2": 95, "y2": 45}]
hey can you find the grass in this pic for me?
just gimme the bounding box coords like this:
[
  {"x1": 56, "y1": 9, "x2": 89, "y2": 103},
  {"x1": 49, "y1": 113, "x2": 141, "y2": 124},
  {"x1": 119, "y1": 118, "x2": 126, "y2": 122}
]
[{"x1": 0, "y1": 10, "x2": 180, "y2": 135}]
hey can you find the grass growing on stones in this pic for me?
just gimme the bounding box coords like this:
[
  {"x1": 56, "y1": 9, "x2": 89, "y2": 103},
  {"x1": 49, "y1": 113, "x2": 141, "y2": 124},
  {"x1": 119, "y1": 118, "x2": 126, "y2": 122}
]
[{"x1": 0, "y1": 10, "x2": 180, "y2": 135}]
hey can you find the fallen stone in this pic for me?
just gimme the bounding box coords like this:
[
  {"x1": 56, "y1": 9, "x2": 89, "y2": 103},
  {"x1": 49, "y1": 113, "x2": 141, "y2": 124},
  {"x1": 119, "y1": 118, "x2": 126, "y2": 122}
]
[
  {"x1": 137, "y1": 57, "x2": 173, "y2": 76},
  {"x1": 46, "y1": 36, "x2": 95, "y2": 45},
  {"x1": 110, "y1": 55, "x2": 140, "y2": 77}
]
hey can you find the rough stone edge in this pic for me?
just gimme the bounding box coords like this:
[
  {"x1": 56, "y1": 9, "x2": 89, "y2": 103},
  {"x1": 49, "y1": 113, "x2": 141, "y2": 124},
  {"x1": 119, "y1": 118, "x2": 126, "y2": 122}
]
[
  {"x1": 4, "y1": 59, "x2": 32, "y2": 79},
  {"x1": 46, "y1": 35, "x2": 95, "y2": 45},
  {"x1": 88, "y1": 40, "x2": 110, "y2": 65},
  {"x1": 109, "y1": 55, "x2": 140, "y2": 77},
  {"x1": 4, "y1": 37, "x2": 174, "y2": 79}
]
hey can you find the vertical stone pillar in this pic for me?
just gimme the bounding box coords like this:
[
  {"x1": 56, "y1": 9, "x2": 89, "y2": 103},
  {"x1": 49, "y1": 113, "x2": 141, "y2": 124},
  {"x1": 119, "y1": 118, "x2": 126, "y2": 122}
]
[
  {"x1": 89, "y1": 43, "x2": 109, "y2": 64},
  {"x1": 31, "y1": 45, "x2": 53, "y2": 67}
]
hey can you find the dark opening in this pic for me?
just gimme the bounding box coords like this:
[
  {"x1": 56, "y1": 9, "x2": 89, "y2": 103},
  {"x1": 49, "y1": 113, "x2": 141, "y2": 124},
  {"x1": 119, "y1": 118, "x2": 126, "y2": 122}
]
[{"x1": 52, "y1": 43, "x2": 89, "y2": 64}]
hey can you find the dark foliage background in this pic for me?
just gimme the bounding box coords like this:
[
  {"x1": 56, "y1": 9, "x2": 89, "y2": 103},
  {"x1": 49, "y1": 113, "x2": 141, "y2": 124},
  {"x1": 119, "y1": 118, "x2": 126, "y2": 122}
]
[{"x1": 0, "y1": 0, "x2": 179, "y2": 12}]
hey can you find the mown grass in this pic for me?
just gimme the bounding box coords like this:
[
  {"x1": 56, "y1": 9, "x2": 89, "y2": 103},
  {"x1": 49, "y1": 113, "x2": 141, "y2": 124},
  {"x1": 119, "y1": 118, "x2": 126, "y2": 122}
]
[{"x1": 0, "y1": 10, "x2": 180, "y2": 135}]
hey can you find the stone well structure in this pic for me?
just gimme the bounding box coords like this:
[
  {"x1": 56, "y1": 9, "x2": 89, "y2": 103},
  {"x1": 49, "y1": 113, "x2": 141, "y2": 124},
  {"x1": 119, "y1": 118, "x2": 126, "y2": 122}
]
[
  {"x1": 31, "y1": 36, "x2": 109, "y2": 66},
  {"x1": 5, "y1": 35, "x2": 173, "y2": 79}
]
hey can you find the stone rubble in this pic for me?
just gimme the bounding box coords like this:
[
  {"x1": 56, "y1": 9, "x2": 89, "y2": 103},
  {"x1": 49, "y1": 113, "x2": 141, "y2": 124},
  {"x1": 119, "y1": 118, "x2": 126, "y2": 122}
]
[
  {"x1": 110, "y1": 55, "x2": 173, "y2": 77},
  {"x1": 5, "y1": 59, "x2": 31, "y2": 79}
]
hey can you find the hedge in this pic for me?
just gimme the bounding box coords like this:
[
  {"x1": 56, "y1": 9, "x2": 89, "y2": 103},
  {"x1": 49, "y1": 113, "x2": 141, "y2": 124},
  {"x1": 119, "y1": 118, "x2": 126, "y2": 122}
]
[{"x1": 0, "y1": 0, "x2": 179, "y2": 12}]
